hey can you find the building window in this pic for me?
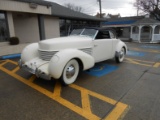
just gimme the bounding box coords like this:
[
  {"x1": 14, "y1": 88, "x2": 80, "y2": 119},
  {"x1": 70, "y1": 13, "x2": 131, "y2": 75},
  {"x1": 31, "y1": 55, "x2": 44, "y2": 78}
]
[
  {"x1": 142, "y1": 26, "x2": 150, "y2": 33},
  {"x1": 132, "y1": 26, "x2": 139, "y2": 33},
  {"x1": 60, "y1": 19, "x2": 100, "y2": 37},
  {"x1": 154, "y1": 26, "x2": 160, "y2": 34},
  {"x1": 0, "y1": 12, "x2": 9, "y2": 42}
]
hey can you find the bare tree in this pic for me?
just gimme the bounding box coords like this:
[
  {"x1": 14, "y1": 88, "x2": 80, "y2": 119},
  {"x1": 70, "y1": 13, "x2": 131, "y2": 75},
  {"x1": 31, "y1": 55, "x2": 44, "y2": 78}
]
[
  {"x1": 134, "y1": 0, "x2": 160, "y2": 20},
  {"x1": 64, "y1": 3, "x2": 83, "y2": 13},
  {"x1": 95, "y1": 12, "x2": 106, "y2": 18}
]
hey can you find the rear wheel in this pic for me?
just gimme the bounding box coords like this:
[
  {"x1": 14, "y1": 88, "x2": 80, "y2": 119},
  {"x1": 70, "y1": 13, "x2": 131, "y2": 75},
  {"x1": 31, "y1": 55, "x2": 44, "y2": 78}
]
[
  {"x1": 61, "y1": 59, "x2": 79, "y2": 86},
  {"x1": 115, "y1": 47, "x2": 125, "y2": 63}
]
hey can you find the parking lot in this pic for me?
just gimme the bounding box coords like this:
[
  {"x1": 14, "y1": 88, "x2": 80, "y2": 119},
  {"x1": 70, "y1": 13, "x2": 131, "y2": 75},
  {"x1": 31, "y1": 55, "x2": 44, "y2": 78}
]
[{"x1": 0, "y1": 42, "x2": 160, "y2": 120}]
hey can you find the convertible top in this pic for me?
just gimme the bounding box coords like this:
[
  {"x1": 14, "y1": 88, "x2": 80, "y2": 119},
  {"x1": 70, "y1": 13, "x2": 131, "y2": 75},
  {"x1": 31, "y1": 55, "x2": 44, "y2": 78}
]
[
  {"x1": 83, "y1": 27, "x2": 117, "y2": 37},
  {"x1": 84, "y1": 27, "x2": 116, "y2": 32}
]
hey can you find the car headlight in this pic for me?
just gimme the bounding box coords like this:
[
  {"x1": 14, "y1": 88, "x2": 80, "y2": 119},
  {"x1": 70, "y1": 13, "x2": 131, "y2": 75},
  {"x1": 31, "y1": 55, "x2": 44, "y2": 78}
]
[
  {"x1": 18, "y1": 59, "x2": 22, "y2": 68},
  {"x1": 51, "y1": 55, "x2": 59, "y2": 63}
]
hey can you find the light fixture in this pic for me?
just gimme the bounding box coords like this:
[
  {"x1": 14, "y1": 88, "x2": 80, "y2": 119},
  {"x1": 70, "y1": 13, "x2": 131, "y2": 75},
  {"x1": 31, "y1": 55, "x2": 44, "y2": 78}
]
[{"x1": 29, "y1": 3, "x2": 38, "y2": 9}]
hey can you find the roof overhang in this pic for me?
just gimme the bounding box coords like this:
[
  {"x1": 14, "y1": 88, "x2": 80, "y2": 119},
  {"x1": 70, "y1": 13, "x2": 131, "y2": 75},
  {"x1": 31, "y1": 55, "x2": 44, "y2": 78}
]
[
  {"x1": 102, "y1": 24, "x2": 131, "y2": 27},
  {"x1": 0, "y1": 0, "x2": 51, "y2": 15},
  {"x1": 101, "y1": 20, "x2": 136, "y2": 27}
]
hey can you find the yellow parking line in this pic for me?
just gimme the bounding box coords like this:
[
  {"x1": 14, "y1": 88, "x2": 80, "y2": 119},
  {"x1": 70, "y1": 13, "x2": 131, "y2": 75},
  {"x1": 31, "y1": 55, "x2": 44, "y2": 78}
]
[
  {"x1": 125, "y1": 58, "x2": 154, "y2": 63},
  {"x1": 0, "y1": 60, "x2": 6, "y2": 62},
  {"x1": 125, "y1": 58, "x2": 160, "y2": 68},
  {"x1": 153, "y1": 62, "x2": 160, "y2": 68},
  {"x1": 52, "y1": 82, "x2": 61, "y2": 97},
  {"x1": 70, "y1": 84, "x2": 117, "y2": 105},
  {"x1": 70, "y1": 84, "x2": 129, "y2": 120},
  {"x1": 125, "y1": 58, "x2": 153, "y2": 67},
  {"x1": 7, "y1": 59, "x2": 18, "y2": 65},
  {"x1": 0, "y1": 66, "x2": 100, "y2": 120},
  {"x1": 53, "y1": 90, "x2": 100, "y2": 120},
  {"x1": 0, "y1": 60, "x2": 129, "y2": 120},
  {"x1": 28, "y1": 75, "x2": 36, "y2": 82},
  {"x1": 12, "y1": 67, "x2": 20, "y2": 73},
  {"x1": 0, "y1": 66, "x2": 53, "y2": 96},
  {"x1": 131, "y1": 48, "x2": 160, "y2": 53},
  {"x1": 81, "y1": 89, "x2": 92, "y2": 112},
  {"x1": 104, "y1": 102, "x2": 129, "y2": 120},
  {"x1": 0, "y1": 60, "x2": 8, "y2": 67}
]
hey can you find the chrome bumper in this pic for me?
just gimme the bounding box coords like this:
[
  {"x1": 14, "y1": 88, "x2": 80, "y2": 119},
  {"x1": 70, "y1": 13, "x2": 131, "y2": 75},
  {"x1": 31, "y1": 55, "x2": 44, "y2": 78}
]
[
  {"x1": 18, "y1": 59, "x2": 36, "y2": 74},
  {"x1": 18, "y1": 59, "x2": 51, "y2": 80}
]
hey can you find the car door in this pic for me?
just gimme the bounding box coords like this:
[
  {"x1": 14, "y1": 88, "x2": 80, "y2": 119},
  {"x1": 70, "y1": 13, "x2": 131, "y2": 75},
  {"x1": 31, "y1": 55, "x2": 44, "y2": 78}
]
[{"x1": 92, "y1": 30, "x2": 114, "y2": 63}]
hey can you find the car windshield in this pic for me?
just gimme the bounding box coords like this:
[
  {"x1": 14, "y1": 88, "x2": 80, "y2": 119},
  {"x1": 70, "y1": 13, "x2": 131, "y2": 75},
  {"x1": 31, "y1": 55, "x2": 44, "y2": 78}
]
[
  {"x1": 70, "y1": 29, "x2": 84, "y2": 35},
  {"x1": 81, "y1": 29, "x2": 97, "y2": 38},
  {"x1": 70, "y1": 28, "x2": 98, "y2": 39}
]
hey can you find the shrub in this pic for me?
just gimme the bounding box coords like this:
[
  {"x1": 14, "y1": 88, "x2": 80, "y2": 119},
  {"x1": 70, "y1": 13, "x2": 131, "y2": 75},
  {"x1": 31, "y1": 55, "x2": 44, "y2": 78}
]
[
  {"x1": 9, "y1": 37, "x2": 19, "y2": 45},
  {"x1": 129, "y1": 38, "x2": 133, "y2": 42}
]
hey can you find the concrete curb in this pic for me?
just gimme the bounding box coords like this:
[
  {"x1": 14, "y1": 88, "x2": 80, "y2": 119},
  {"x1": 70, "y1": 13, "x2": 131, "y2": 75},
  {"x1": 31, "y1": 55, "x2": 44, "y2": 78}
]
[{"x1": 0, "y1": 53, "x2": 21, "y2": 60}]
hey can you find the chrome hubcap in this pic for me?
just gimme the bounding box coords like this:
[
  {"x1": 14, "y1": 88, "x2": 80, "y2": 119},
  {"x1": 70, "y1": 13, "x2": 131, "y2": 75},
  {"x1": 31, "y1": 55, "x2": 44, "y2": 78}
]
[
  {"x1": 66, "y1": 65, "x2": 75, "y2": 79},
  {"x1": 120, "y1": 49, "x2": 124, "y2": 59}
]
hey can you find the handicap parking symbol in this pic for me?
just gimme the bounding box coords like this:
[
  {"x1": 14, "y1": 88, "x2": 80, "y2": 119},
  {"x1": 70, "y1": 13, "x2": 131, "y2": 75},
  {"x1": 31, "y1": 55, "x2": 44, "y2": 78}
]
[{"x1": 85, "y1": 64, "x2": 118, "y2": 77}]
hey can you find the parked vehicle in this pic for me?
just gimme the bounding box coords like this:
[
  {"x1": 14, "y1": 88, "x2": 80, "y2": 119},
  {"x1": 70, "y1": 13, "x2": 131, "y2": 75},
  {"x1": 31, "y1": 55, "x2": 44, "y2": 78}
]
[{"x1": 19, "y1": 28, "x2": 127, "y2": 85}]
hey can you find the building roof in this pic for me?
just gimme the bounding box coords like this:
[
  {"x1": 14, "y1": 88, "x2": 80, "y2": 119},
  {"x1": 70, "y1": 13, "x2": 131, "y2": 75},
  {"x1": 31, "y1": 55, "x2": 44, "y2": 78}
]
[
  {"x1": 50, "y1": 2, "x2": 102, "y2": 21},
  {"x1": 133, "y1": 17, "x2": 160, "y2": 25},
  {"x1": 13, "y1": 0, "x2": 103, "y2": 21},
  {"x1": 102, "y1": 16, "x2": 144, "y2": 26},
  {"x1": 106, "y1": 16, "x2": 144, "y2": 22},
  {"x1": 102, "y1": 16, "x2": 160, "y2": 27},
  {"x1": 104, "y1": 20, "x2": 136, "y2": 25},
  {"x1": 106, "y1": 13, "x2": 121, "y2": 19},
  {"x1": 13, "y1": 0, "x2": 52, "y2": 6}
]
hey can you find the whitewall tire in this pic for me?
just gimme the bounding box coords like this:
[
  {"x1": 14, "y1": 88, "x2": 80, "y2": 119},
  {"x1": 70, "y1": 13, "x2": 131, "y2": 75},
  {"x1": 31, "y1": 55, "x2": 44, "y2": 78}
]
[
  {"x1": 61, "y1": 59, "x2": 79, "y2": 85},
  {"x1": 115, "y1": 47, "x2": 125, "y2": 63}
]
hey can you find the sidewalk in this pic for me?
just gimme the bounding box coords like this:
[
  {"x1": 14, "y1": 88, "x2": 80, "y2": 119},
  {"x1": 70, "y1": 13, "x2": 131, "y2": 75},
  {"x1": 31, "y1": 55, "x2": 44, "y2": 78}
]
[{"x1": 0, "y1": 43, "x2": 30, "y2": 56}]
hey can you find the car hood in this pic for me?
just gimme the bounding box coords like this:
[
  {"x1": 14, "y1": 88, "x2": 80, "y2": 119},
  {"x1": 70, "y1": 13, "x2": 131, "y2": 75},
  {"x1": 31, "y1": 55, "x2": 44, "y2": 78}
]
[{"x1": 38, "y1": 36, "x2": 93, "y2": 51}]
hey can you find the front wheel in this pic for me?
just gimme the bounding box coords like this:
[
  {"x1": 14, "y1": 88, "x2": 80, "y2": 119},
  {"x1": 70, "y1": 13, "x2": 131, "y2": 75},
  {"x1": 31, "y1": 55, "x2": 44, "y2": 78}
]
[
  {"x1": 115, "y1": 47, "x2": 125, "y2": 63},
  {"x1": 61, "y1": 59, "x2": 79, "y2": 86}
]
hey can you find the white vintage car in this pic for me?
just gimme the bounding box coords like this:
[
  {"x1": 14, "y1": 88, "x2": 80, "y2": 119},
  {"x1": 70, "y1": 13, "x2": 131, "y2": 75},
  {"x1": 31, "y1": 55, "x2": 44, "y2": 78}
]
[{"x1": 19, "y1": 28, "x2": 127, "y2": 85}]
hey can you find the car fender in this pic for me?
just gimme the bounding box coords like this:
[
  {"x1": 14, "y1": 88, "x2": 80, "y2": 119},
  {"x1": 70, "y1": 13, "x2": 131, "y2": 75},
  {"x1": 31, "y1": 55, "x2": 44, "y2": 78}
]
[
  {"x1": 115, "y1": 40, "x2": 127, "y2": 54},
  {"x1": 48, "y1": 49, "x2": 95, "y2": 79},
  {"x1": 21, "y1": 43, "x2": 39, "y2": 63}
]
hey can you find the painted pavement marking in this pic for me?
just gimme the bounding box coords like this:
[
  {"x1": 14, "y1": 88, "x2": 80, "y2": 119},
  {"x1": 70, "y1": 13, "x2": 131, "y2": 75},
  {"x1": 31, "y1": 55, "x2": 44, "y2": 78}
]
[
  {"x1": 0, "y1": 60, "x2": 128, "y2": 120},
  {"x1": 125, "y1": 58, "x2": 160, "y2": 68},
  {"x1": 128, "y1": 48, "x2": 160, "y2": 59},
  {"x1": 153, "y1": 62, "x2": 160, "y2": 68},
  {"x1": 141, "y1": 45, "x2": 160, "y2": 49},
  {"x1": 131, "y1": 48, "x2": 160, "y2": 54},
  {"x1": 85, "y1": 64, "x2": 118, "y2": 77},
  {"x1": 155, "y1": 54, "x2": 160, "y2": 59},
  {"x1": 127, "y1": 51, "x2": 146, "y2": 57}
]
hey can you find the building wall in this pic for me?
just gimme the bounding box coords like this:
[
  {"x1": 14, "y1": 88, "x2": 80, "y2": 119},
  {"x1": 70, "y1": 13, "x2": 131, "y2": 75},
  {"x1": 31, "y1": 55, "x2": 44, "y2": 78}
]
[
  {"x1": 7, "y1": 12, "x2": 15, "y2": 37},
  {"x1": 0, "y1": 0, "x2": 51, "y2": 15},
  {"x1": 13, "y1": 13, "x2": 40, "y2": 43},
  {"x1": 44, "y1": 16, "x2": 60, "y2": 39}
]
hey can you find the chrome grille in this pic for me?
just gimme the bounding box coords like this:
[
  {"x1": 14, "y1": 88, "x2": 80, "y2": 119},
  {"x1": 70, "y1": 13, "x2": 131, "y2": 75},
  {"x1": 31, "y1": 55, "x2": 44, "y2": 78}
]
[
  {"x1": 39, "y1": 50, "x2": 57, "y2": 61},
  {"x1": 39, "y1": 48, "x2": 92, "y2": 61},
  {"x1": 80, "y1": 48, "x2": 92, "y2": 55}
]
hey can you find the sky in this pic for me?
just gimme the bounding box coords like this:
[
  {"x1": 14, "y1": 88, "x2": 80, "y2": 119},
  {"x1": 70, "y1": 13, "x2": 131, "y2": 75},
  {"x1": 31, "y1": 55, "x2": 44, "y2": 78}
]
[{"x1": 45, "y1": 0, "x2": 137, "y2": 17}]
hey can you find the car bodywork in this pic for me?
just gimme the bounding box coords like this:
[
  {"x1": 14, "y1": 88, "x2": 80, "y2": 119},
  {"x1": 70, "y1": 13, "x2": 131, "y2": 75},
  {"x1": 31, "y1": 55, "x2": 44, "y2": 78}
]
[{"x1": 19, "y1": 28, "x2": 127, "y2": 85}]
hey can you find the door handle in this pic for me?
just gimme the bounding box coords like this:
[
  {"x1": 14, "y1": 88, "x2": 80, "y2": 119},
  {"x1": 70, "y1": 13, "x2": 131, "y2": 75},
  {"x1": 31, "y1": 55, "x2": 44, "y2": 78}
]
[{"x1": 94, "y1": 45, "x2": 98, "y2": 47}]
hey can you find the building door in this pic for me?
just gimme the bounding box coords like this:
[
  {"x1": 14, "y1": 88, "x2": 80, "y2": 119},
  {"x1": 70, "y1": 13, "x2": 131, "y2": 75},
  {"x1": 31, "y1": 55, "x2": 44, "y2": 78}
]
[{"x1": 140, "y1": 26, "x2": 152, "y2": 42}]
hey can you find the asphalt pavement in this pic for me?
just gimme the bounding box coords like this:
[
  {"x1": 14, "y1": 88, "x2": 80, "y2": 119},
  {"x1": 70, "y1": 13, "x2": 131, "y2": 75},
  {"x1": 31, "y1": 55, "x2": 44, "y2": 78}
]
[{"x1": 0, "y1": 42, "x2": 160, "y2": 120}]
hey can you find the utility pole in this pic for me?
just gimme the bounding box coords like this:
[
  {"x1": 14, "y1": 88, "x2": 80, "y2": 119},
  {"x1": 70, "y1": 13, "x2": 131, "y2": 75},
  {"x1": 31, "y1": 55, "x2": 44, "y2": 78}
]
[{"x1": 98, "y1": 0, "x2": 102, "y2": 18}]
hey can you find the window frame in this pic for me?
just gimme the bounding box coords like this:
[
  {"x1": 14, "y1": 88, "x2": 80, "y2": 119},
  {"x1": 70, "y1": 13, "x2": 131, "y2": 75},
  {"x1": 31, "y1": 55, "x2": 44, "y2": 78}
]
[{"x1": 0, "y1": 11, "x2": 10, "y2": 42}]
